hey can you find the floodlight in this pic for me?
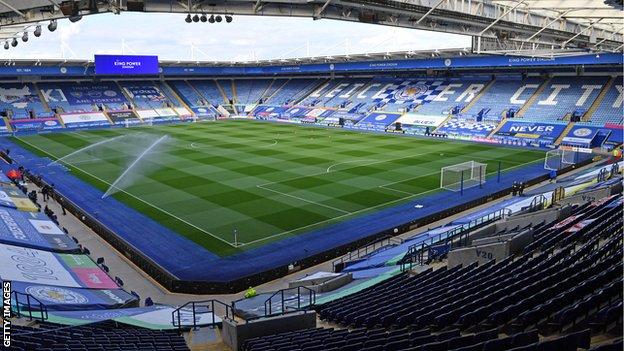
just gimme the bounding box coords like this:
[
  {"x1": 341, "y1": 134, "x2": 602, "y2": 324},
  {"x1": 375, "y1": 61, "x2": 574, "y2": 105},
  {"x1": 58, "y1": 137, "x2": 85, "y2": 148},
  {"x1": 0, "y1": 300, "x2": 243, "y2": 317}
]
[
  {"x1": 69, "y1": 15, "x2": 82, "y2": 23},
  {"x1": 209, "y1": 15, "x2": 215, "y2": 23},
  {"x1": 48, "y1": 20, "x2": 57, "y2": 32},
  {"x1": 225, "y1": 15, "x2": 232, "y2": 23},
  {"x1": 3, "y1": 41, "x2": 8, "y2": 50},
  {"x1": 192, "y1": 14, "x2": 200, "y2": 22},
  {"x1": 21, "y1": 32, "x2": 28, "y2": 42},
  {"x1": 200, "y1": 14, "x2": 207, "y2": 22},
  {"x1": 185, "y1": 14, "x2": 192, "y2": 23},
  {"x1": 215, "y1": 15, "x2": 222, "y2": 22},
  {"x1": 34, "y1": 25, "x2": 42, "y2": 37},
  {"x1": 11, "y1": 38, "x2": 17, "y2": 47}
]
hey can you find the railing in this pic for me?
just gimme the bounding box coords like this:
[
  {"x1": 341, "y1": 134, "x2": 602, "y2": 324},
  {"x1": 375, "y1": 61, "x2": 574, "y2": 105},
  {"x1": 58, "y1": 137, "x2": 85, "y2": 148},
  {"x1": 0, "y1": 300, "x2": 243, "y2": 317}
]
[
  {"x1": 171, "y1": 299, "x2": 233, "y2": 330},
  {"x1": 12, "y1": 291, "x2": 48, "y2": 322},
  {"x1": 264, "y1": 286, "x2": 315, "y2": 318},
  {"x1": 399, "y1": 207, "x2": 510, "y2": 270},
  {"x1": 332, "y1": 235, "x2": 404, "y2": 272}
]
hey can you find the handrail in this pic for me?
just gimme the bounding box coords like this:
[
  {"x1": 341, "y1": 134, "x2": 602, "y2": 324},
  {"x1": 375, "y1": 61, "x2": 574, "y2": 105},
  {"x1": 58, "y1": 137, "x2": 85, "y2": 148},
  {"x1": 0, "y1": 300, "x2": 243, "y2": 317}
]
[
  {"x1": 399, "y1": 207, "x2": 509, "y2": 270},
  {"x1": 332, "y1": 235, "x2": 404, "y2": 272},
  {"x1": 171, "y1": 299, "x2": 233, "y2": 330},
  {"x1": 12, "y1": 291, "x2": 48, "y2": 322},
  {"x1": 263, "y1": 286, "x2": 315, "y2": 318}
]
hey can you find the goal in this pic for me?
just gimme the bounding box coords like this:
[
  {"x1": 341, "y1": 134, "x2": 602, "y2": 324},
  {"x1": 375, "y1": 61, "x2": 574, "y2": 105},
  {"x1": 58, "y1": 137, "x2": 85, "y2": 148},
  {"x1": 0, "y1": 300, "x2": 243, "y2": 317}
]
[
  {"x1": 440, "y1": 161, "x2": 487, "y2": 192},
  {"x1": 544, "y1": 148, "x2": 592, "y2": 171}
]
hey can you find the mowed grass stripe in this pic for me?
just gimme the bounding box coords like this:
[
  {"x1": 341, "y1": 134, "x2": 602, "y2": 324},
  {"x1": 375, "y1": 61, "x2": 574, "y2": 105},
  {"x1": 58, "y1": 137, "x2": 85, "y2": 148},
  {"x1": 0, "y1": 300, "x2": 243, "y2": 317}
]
[{"x1": 14, "y1": 120, "x2": 545, "y2": 255}]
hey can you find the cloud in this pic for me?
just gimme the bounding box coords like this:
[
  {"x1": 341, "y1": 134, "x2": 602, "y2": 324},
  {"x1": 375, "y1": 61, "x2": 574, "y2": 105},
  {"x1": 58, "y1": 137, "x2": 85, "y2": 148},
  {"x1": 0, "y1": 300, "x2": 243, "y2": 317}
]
[{"x1": 1, "y1": 13, "x2": 470, "y2": 61}]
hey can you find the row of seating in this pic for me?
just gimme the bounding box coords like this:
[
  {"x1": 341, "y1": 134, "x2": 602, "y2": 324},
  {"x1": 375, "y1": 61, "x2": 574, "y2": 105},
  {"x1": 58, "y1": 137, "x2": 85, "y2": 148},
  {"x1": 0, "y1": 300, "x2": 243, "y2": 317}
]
[
  {"x1": 244, "y1": 326, "x2": 596, "y2": 351},
  {"x1": 11, "y1": 321, "x2": 189, "y2": 351}
]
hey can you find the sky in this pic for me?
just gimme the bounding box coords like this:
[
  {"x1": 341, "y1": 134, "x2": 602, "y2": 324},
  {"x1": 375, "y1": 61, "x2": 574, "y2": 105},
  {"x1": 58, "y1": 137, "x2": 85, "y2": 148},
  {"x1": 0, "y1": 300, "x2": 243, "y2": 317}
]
[{"x1": 1, "y1": 13, "x2": 471, "y2": 62}]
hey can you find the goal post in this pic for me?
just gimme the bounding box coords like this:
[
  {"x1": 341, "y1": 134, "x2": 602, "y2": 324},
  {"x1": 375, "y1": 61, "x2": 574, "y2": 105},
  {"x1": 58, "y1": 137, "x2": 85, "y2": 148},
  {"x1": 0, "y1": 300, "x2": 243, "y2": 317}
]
[
  {"x1": 440, "y1": 161, "x2": 487, "y2": 193},
  {"x1": 544, "y1": 148, "x2": 593, "y2": 171}
]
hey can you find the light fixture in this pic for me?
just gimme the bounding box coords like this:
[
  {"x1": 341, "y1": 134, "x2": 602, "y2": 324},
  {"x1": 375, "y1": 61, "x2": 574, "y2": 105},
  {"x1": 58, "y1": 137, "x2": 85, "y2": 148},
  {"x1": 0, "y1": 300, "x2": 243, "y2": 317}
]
[
  {"x1": 200, "y1": 14, "x2": 207, "y2": 22},
  {"x1": 3, "y1": 41, "x2": 8, "y2": 50},
  {"x1": 48, "y1": 20, "x2": 57, "y2": 32},
  {"x1": 209, "y1": 15, "x2": 215, "y2": 23},
  {"x1": 21, "y1": 32, "x2": 28, "y2": 42},
  {"x1": 192, "y1": 14, "x2": 200, "y2": 22},
  {"x1": 68, "y1": 15, "x2": 82, "y2": 23},
  {"x1": 34, "y1": 25, "x2": 42, "y2": 37},
  {"x1": 215, "y1": 15, "x2": 222, "y2": 23},
  {"x1": 185, "y1": 14, "x2": 192, "y2": 23},
  {"x1": 225, "y1": 15, "x2": 232, "y2": 23},
  {"x1": 11, "y1": 38, "x2": 17, "y2": 47}
]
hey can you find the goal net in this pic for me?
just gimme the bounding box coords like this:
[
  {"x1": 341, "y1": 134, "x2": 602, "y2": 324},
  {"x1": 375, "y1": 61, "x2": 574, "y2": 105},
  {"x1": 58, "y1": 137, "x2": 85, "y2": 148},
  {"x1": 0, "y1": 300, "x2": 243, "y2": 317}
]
[
  {"x1": 544, "y1": 148, "x2": 592, "y2": 171},
  {"x1": 440, "y1": 161, "x2": 487, "y2": 192}
]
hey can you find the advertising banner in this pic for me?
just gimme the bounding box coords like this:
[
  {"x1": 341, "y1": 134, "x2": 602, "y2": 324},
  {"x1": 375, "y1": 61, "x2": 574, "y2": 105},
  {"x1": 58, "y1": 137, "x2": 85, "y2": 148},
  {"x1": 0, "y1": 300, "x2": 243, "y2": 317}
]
[
  {"x1": 284, "y1": 106, "x2": 313, "y2": 118},
  {"x1": 107, "y1": 110, "x2": 140, "y2": 125},
  {"x1": 0, "y1": 243, "x2": 117, "y2": 288},
  {"x1": 0, "y1": 207, "x2": 78, "y2": 252},
  {"x1": 122, "y1": 84, "x2": 167, "y2": 103},
  {"x1": 561, "y1": 125, "x2": 601, "y2": 145},
  {"x1": 495, "y1": 121, "x2": 567, "y2": 141},
  {"x1": 436, "y1": 120, "x2": 497, "y2": 137},
  {"x1": 9, "y1": 281, "x2": 137, "y2": 311},
  {"x1": 42, "y1": 83, "x2": 127, "y2": 106},
  {"x1": 190, "y1": 107, "x2": 216, "y2": 117},
  {"x1": 357, "y1": 112, "x2": 403, "y2": 128},
  {"x1": 396, "y1": 114, "x2": 447, "y2": 128},
  {"x1": 174, "y1": 107, "x2": 192, "y2": 117},
  {"x1": 95, "y1": 55, "x2": 159, "y2": 75},
  {"x1": 10, "y1": 117, "x2": 63, "y2": 132},
  {"x1": 60, "y1": 112, "x2": 110, "y2": 127},
  {"x1": 253, "y1": 105, "x2": 289, "y2": 119},
  {"x1": 46, "y1": 305, "x2": 221, "y2": 329}
]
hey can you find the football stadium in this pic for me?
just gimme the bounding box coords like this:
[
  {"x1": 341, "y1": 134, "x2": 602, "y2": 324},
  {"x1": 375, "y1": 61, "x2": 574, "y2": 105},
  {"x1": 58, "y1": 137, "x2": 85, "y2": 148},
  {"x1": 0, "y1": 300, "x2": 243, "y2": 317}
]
[{"x1": 0, "y1": 1, "x2": 623, "y2": 350}]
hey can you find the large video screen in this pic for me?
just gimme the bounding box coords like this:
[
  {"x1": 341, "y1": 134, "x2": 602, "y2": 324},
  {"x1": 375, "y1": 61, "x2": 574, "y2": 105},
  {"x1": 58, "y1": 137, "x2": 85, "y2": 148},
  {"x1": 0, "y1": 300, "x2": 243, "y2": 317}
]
[{"x1": 94, "y1": 55, "x2": 159, "y2": 75}]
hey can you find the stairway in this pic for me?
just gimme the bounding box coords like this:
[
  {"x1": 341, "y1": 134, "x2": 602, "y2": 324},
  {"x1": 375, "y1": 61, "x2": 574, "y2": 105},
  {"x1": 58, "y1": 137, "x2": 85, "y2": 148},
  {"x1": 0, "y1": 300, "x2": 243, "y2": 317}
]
[
  {"x1": 582, "y1": 76, "x2": 615, "y2": 122},
  {"x1": 460, "y1": 78, "x2": 496, "y2": 114},
  {"x1": 264, "y1": 79, "x2": 291, "y2": 104},
  {"x1": 32, "y1": 82, "x2": 52, "y2": 116},
  {"x1": 486, "y1": 117, "x2": 508, "y2": 138},
  {"x1": 554, "y1": 122, "x2": 575, "y2": 145},
  {"x1": 163, "y1": 81, "x2": 196, "y2": 118},
  {"x1": 516, "y1": 78, "x2": 551, "y2": 118},
  {"x1": 215, "y1": 80, "x2": 238, "y2": 115}
]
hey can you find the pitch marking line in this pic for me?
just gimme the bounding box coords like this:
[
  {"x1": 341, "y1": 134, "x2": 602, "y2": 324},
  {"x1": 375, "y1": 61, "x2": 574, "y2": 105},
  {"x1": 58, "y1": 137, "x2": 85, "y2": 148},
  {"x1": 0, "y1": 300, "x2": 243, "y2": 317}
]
[
  {"x1": 257, "y1": 150, "x2": 443, "y2": 188},
  {"x1": 16, "y1": 137, "x2": 240, "y2": 248},
  {"x1": 325, "y1": 159, "x2": 376, "y2": 173},
  {"x1": 256, "y1": 184, "x2": 351, "y2": 215},
  {"x1": 243, "y1": 157, "x2": 545, "y2": 246}
]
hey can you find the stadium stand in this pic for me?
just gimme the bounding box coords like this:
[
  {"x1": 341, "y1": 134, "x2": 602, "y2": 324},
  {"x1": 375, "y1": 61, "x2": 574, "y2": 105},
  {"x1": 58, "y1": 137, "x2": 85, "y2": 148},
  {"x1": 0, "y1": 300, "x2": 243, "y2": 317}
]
[
  {"x1": 11, "y1": 321, "x2": 189, "y2": 351},
  {"x1": 38, "y1": 81, "x2": 130, "y2": 113},
  {"x1": 0, "y1": 83, "x2": 50, "y2": 119},
  {"x1": 119, "y1": 81, "x2": 177, "y2": 109},
  {"x1": 461, "y1": 76, "x2": 543, "y2": 121},
  {"x1": 520, "y1": 76, "x2": 609, "y2": 122},
  {"x1": 234, "y1": 79, "x2": 272, "y2": 105},
  {"x1": 584, "y1": 78, "x2": 623, "y2": 125}
]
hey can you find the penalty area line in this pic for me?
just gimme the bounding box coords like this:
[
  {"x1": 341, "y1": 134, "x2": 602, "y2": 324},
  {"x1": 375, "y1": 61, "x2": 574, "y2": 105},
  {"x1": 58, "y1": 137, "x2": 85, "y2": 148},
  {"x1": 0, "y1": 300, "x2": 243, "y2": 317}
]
[{"x1": 15, "y1": 137, "x2": 240, "y2": 248}]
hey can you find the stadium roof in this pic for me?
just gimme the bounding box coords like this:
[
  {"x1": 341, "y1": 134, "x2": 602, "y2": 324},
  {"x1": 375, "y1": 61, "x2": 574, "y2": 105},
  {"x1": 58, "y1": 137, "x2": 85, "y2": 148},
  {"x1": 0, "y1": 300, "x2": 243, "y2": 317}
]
[{"x1": 0, "y1": 0, "x2": 622, "y2": 56}]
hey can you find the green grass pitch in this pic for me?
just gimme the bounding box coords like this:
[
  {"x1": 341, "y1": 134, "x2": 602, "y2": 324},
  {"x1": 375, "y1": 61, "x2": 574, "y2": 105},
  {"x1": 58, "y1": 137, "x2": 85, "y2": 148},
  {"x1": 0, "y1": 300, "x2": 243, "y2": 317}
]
[{"x1": 14, "y1": 120, "x2": 545, "y2": 256}]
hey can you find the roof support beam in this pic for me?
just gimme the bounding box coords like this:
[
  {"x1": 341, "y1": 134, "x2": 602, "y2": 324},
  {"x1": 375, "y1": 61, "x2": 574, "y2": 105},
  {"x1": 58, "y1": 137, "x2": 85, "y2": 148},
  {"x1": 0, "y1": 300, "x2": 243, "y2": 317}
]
[
  {"x1": 315, "y1": 0, "x2": 332, "y2": 18},
  {"x1": 562, "y1": 19, "x2": 601, "y2": 47},
  {"x1": 478, "y1": 0, "x2": 525, "y2": 36},
  {"x1": 416, "y1": 0, "x2": 447, "y2": 24},
  {"x1": 0, "y1": 0, "x2": 26, "y2": 18},
  {"x1": 525, "y1": 10, "x2": 570, "y2": 42}
]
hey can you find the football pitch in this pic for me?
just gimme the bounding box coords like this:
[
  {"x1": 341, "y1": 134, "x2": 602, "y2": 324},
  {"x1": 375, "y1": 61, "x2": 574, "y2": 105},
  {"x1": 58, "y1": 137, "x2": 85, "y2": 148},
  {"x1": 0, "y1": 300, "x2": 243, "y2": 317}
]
[{"x1": 14, "y1": 120, "x2": 545, "y2": 256}]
